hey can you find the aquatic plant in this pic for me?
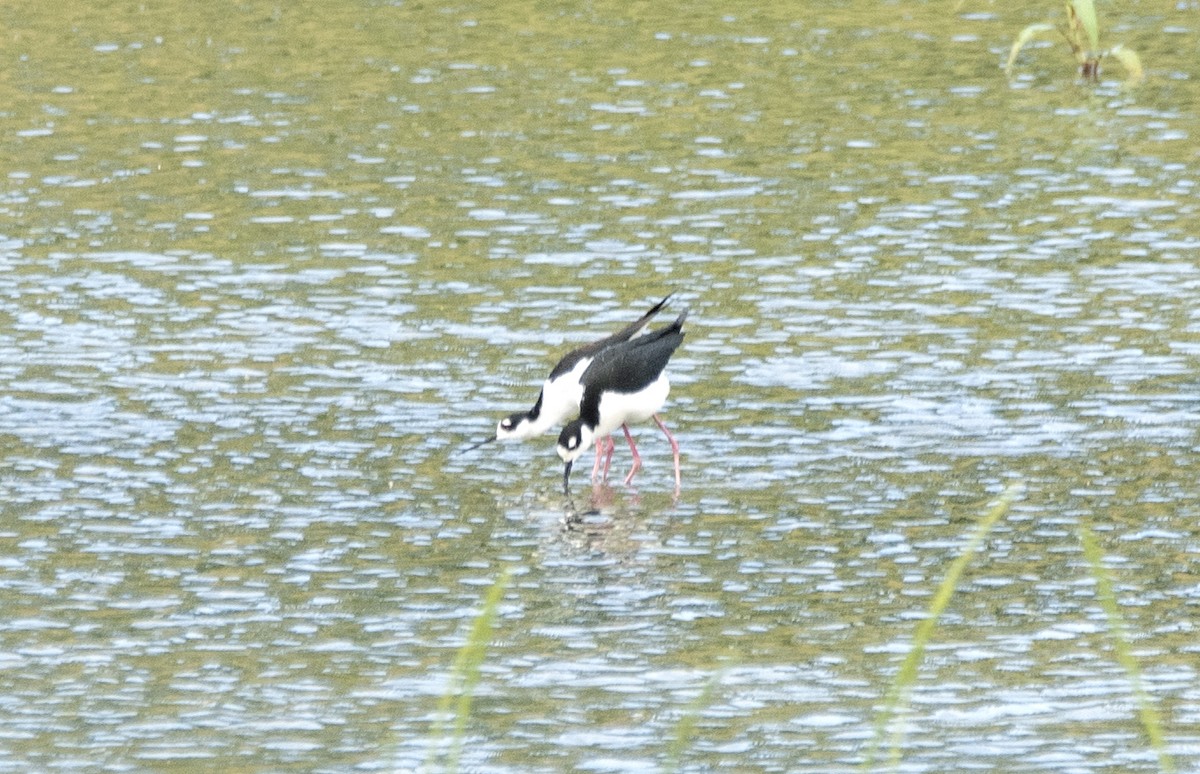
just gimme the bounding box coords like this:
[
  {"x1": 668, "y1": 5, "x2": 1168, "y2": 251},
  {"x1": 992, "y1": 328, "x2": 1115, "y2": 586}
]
[
  {"x1": 424, "y1": 566, "x2": 513, "y2": 773},
  {"x1": 864, "y1": 485, "x2": 1178, "y2": 774},
  {"x1": 1079, "y1": 524, "x2": 1176, "y2": 774},
  {"x1": 1005, "y1": 0, "x2": 1143, "y2": 84},
  {"x1": 665, "y1": 667, "x2": 726, "y2": 773},
  {"x1": 864, "y1": 481, "x2": 1023, "y2": 769}
]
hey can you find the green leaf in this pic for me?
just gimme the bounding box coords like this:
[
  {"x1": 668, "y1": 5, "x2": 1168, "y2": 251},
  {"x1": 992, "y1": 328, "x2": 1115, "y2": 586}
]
[
  {"x1": 427, "y1": 567, "x2": 514, "y2": 773},
  {"x1": 864, "y1": 482, "x2": 1023, "y2": 769},
  {"x1": 1070, "y1": 0, "x2": 1101, "y2": 52},
  {"x1": 1079, "y1": 525, "x2": 1175, "y2": 773},
  {"x1": 1005, "y1": 23, "x2": 1056, "y2": 78},
  {"x1": 1109, "y1": 44, "x2": 1145, "y2": 85}
]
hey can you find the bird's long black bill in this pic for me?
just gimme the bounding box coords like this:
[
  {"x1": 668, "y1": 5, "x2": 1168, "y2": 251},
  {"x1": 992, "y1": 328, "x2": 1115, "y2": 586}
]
[
  {"x1": 562, "y1": 461, "x2": 573, "y2": 494},
  {"x1": 461, "y1": 435, "x2": 497, "y2": 453}
]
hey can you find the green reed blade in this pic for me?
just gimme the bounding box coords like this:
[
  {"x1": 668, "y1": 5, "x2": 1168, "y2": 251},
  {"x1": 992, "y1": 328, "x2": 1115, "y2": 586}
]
[
  {"x1": 1006, "y1": 23, "x2": 1056, "y2": 78},
  {"x1": 1070, "y1": 0, "x2": 1101, "y2": 52},
  {"x1": 665, "y1": 667, "x2": 726, "y2": 773},
  {"x1": 864, "y1": 480, "x2": 1023, "y2": 770},
  {"x1": 1078, "y1": 525, "x2": 1175, "y2": 774},
  {"x1": 426, "y1": 566, "x2": 514, "y2": 773},
  {"x1": 1108, "y1": 44, "x2": 1145, "y2": 84}
]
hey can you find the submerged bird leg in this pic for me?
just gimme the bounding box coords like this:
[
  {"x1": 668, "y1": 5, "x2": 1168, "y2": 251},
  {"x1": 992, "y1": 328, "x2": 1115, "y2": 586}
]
[
  {"x1": 621, "y1": 425, "x2": 643, "y2": 485},
  {"x1": 601, "y1": 433, "x2": 618, "y2": 481},
  {"x1": 591, "y1": 436, "x2": 616, "y2": 482},
  {"x1": 652, "y1": 414, "x2": 681, "y2": 492},
  {"x1": 590, "y1": 436, "x2": 605, "y2": 482},
  {"x1": 609, "y1": 423, "x2": 634, "y2": 481}
]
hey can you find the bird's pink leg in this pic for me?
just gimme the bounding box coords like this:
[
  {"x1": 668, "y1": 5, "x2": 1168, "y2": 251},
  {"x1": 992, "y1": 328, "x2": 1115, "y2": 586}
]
[
  {"x1": 618, "y1": 423, "x2": 636, "y2": 458},
  {"x1": 621, "y1": 424, "x2": 642, "y2": 485},
  {"x1": 592, "y1": 436, "x2": 604, "y2": 480},
  {"x1": 591, "y1": 436, "x2": 616, "y2": 482},
  {"x1": 601, "y1": 433, "x2": 617, "y2": 481},
  {"x1": 590, "y1": 435, "x2": 605, "y2": 482},
  {"x1": 652, "y1": 414, "x2": 681, "y2": 492}
]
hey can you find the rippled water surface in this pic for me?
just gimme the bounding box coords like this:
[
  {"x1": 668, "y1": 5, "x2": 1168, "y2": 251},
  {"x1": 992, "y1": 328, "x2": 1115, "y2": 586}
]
[{"x1": 1, "y1": 2, "x2": 1199, "y2": 772}]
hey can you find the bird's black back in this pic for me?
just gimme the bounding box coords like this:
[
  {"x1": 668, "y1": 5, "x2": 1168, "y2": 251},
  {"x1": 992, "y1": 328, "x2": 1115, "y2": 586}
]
[
  {"x1": 576, "y1": 310, "x2": 687, "y2": 424},
  {"x1": 547, "y1": 293, "x2": 672, "y2": 380}
]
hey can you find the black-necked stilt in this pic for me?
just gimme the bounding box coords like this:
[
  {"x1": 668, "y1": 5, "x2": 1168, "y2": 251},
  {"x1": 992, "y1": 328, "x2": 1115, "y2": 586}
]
[
  {"x1": 557, "y1": 309, "x2": 686, "y2": 494},
  {"x1": 467, "y1": 294, "x2": 673, "y2": 459}
]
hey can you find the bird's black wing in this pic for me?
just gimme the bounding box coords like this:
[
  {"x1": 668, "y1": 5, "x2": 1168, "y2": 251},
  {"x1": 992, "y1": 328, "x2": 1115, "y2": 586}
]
[
  {"x1": 578, "y1": 309, "x2": 687, "y2": 397},
  {"x1": 547, "y1": 293, "x2": 673, "y2": 380}
]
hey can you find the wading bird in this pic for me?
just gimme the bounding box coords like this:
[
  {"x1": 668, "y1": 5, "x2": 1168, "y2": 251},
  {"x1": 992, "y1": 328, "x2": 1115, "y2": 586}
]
[{"x1": 557, "y1": 310, "x2": 685, "y2": 494}]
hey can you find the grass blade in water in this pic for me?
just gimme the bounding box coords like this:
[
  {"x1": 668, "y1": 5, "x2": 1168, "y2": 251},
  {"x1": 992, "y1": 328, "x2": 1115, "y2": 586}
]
[
  {"x1": 864, "y1": 481, "x2": 1023, "y2": 770},
  {"x1": 665, "y1": 667, "x2": 725, "y2": 773},
  {"x1": 1078, "y1": 525, "x2": 1175, "y2": 774},
  {"x1": 425, "y1": 566, "x2": 514, "y2": 773}
]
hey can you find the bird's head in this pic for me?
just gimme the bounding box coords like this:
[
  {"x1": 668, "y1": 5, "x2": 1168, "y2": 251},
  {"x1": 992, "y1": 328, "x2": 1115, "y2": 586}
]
[
  {"x1": 495, "y1": 411, "x2": 534, "y2": 441},
  {"x1": 556, "y1": 418, "x2": 594, "y2": 492}
]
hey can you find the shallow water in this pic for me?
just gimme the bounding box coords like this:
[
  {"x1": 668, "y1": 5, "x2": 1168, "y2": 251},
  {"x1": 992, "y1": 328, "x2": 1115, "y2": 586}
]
[{"x1": 0, "y1": 2, "x2": 1198, "y2": 772}]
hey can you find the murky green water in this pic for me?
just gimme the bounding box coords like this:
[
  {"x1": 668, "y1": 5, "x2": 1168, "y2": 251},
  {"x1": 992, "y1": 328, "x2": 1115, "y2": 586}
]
[{"x1": 1, "y1": 2, "x2": 1198, "y2": 772}]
